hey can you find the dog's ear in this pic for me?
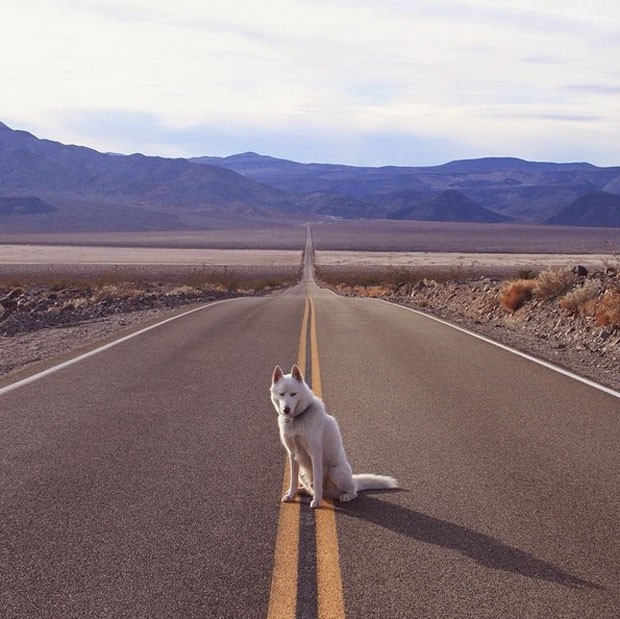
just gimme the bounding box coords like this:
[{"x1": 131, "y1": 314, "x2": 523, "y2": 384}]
[
  {"x1": 272, "y1": 366, "x2": 283, "y2": 384},
  {"x1": 291, "y1": 364, "x2": 303, "y2": 382}
]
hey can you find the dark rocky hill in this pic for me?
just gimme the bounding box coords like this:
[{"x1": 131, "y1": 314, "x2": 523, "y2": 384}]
[
  {"x1": 0, "y1": 196, "x2": 57, "y2": 216},
  {"x1": 546, "y1": 191, "x2": 620, "y2": 227},
  {"x1": 388, "y1": 190, "x2": 511, "y2": 223}
]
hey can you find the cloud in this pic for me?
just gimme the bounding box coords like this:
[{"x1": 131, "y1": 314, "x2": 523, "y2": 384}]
[
  {"x1": 49, "y1": 106, "x2": 471, "y2": 167},
  {"x1": 1, "y1": 0, "x2": 618, "y2": 166},
  {"x1": 485, "y1": 110, "x2": 603, "y2": 123},
  {"x1": 565, "y1": 84, "x2": 620, "y2": 96},
  {"x1": 50, "y1": 103, "x2": 614, "y2": 169}
]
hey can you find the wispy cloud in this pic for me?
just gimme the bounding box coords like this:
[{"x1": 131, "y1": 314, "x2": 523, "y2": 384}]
[
  {"x1": 484, "y1": 109, "x2": 603, "y2": 123},
  {"x1": 1, "y1": 0, "x2": 618, "y2": 165},
  {"x1": 565, "y1": 83, "x2": 620, "y2": 95}
]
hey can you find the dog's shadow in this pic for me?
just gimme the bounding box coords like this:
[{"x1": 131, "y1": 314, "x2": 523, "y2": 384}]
[{"x1": 337, "y1": 493, "x2": 602, "y2": 590}]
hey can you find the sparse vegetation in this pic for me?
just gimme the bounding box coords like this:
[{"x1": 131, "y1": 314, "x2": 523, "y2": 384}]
[
  {"x1": 0, "y1": 265, "x2": 300, "y2": 336},
  {"x1": 559, "y1": 281, "x2": 600, "y2": 316},
  {"x1": 500, "y1": 268, "x2": 581, "y2": 313},
  {"x1": 314, "y1": 264, "x2": 477, "y2": 292},
  {"x1": 0, "y1": 265, "x2": 300, "y2": 296},
  {"x1": 533, "y1": 268, "x2": 578, "y2": 300},
  {"x1": 500, "y1": 279, "x2": 537, "y2": 313},
  {"x1": 498, "y1": 265, "x2": 620, "y2": 328},
  {"x1": 595, "y1": 290, "x2": 620, "y2": 327},
  {"x1": 517, "y1": 268, "x2": 538, "y2": 280}
]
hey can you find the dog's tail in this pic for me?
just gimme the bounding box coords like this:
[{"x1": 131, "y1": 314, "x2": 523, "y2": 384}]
[{"x1": 353, "y1": 474, "x2": 398, "y2": 492}]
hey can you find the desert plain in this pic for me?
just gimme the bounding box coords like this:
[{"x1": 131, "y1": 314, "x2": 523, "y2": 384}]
[{"x1": 1, "y1": 219, "x2": 619, "y2": 275}]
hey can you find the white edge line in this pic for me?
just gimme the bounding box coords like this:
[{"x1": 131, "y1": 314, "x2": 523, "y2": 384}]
[
  {"x1": 375, "y1": 298, "x2": 620, "y2": 401},
  {"x1": 0, "y1": 297, "x2": 240, "y2": 397}
]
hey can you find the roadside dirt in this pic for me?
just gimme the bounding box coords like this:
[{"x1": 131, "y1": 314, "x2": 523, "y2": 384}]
[{"x1": 0, "y1": 281, "x2": 285, "y2": 378}]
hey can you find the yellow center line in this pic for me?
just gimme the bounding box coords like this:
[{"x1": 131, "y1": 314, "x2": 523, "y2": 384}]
[
  {"x1": 298, "y1": 297, "x2": 310, "y2": 377},
  {"x1": 267, "y1": 468, "x2": 300, "y2": 619},
  {"x1": 267, "y1": 295, "x2": 346, "y2": 619},
  {"x1": 309, "y1": 296, "x2": 346, "y2": 619},
  {"x1": 266, "y1": 297, "x2": 309, "y2": 619}
]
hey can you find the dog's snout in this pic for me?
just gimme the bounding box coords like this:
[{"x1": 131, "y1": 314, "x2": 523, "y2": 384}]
[{"x1": 283, "y1": 405, "x2": 291, "y2": 414}]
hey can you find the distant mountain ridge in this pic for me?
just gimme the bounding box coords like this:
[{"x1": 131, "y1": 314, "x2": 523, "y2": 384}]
[
  {"x1": 0, "y1": 196, "x2": 57, "y2": 216},
  {"x1": 1, "y1": 120, "x2": 620, "y2": 232},
  {"x1": 547, "y1": 191, "x2": 620, "y2": 227},
  {"x1": 194, "y1": 152, "x2": 620, "y2": 226},
  {"x1": 0, "y1": 122, "x2": 294, "y2": 232},
  {"x1": 388, "y1": 190, "x2": 511, "y2": 223}
]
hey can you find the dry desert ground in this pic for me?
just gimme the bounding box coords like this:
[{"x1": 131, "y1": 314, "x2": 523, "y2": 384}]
[
  {"x1": 1, "y1": 219, "x2": 619, "y2": 280},
  {"x1": 0, "y1": 244, "x2": 613, "y2": 277}
]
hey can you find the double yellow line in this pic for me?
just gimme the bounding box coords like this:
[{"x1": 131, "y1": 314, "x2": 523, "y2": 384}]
[{"x1": 267, "y1": 296, "x2": 346, "y2": 619}]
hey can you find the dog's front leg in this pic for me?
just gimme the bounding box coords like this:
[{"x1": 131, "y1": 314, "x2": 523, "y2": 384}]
[
  {"x1": 282, "y1": 451, "x2": 299, "y2": 502},
  {"x1": 310, "y1": 449, "x2": 323, "y2": 509}
]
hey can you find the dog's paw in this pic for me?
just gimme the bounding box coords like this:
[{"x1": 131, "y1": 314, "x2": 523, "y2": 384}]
[
  {"x1": 339, "y1": 491, "x2": 358, "y2": 503},
  {"x1": 310, "y1": 499, "x2": 320, "y2": 509},
  {"x1": 281, "y1": 492, "x2": 297, "y2": 502}
]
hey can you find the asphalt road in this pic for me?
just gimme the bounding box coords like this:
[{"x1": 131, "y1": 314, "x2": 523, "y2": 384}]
[
  {"x1": 0, "y1": 294, "x2": 305, "y2": 618},
  {"x1": 2, "y1": 236, "x2": 620, "y2": 618}
]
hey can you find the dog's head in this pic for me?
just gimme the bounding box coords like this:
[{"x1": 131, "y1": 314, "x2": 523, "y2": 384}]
[{"x1": 270, "y1": 364, "x2": 310, "y2": 419}]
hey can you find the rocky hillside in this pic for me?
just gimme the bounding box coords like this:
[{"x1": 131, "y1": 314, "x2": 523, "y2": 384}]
[{"x1": 0, "y1": 122, "x2": 295, "y2": 232}]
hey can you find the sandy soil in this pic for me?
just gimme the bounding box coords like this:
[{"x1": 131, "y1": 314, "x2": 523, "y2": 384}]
[
  {"x1": 0, "y1": 224, "x2": 306, "y2": 249},
  {"x1": 0, "y1": 244, "x2": 612, "y2": 272},
  {"x1": 315, "y1": 251, "x2": 612, "y2": 270},
  {"x1": 0, "y1": 245, "x2": 302, "y2": 266},
  {"x1": 311, "y1": 219, "x2": 620, "y2": 253}
]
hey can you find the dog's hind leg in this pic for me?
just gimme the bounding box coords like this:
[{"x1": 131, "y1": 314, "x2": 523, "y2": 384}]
[{"x1": 328, "y1": 463, "x2": 358, "y2": 503}]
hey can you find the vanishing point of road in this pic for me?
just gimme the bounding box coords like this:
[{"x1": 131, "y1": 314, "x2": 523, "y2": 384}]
[{"x1": 1, "y1": 228, "x2": 620, "y2": 618}]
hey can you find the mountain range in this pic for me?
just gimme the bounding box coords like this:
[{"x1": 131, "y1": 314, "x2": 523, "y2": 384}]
[
  {"x1": 0, "y1": 121, "x2": 294, "y2": 232},
  {"x1": 194, "y1": 152, "x2": 620, "y2": 226},
  {"x1": 1, "y1": 120, "x2": 620, "y2": 232}
]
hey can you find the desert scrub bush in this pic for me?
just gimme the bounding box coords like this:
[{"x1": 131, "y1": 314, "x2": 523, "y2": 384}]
[
  {"x1": 315, "y1": 265, "x2": 459, "y2": 290},
  {"x1": 314, "y1": 266, "x2": 385, "y2": 288},
  {"x1": 595, "y1": 289, "x2": 620, "y2": 327},
  {"x1": 559, "y1": 280, "x2": 601, "y2": 316},
  {"x1": 500, "y1": 279, "x2": 537, "y2": 312},
  {"x1": 93, "y1": 282, "x2": 147, "y2": 301},
  {"x1": 517, "y1": 268, "x2": 538, "y2": 280},
  {"x1": 533, "y1": 268, "x2": 577, "y2": 300}
]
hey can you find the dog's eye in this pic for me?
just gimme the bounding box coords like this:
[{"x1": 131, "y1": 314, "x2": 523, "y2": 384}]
[
  {"x1": 279, "y1": 393, "x2": 285, "y2": 396},
  {"x1": 290, "y1": 393, "x2": 297, "y2": 396}
]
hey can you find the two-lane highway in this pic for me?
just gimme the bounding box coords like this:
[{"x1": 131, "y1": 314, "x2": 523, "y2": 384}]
[{"x1": 2, "y1": 229, "x2": 620, "y2": 617}]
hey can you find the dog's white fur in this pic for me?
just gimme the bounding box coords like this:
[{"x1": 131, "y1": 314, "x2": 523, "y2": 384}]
[{"x1": 270, "y1": 364, "x2": 398, "y2": 508}]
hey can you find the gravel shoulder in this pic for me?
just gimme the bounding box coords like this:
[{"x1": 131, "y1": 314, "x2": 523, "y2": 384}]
[{"x1": 0, "y1": 308, "x2": 180, "y2": 382}]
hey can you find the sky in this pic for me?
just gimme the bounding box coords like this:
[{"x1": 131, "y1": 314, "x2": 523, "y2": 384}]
[{"x1": 1, "y1": 0, "x2": 619, "y2": 167}]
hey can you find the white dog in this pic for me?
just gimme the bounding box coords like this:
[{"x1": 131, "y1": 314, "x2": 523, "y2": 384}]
[{"x1": 270, "y1": 364, "x2": 398, "y2": 508}]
